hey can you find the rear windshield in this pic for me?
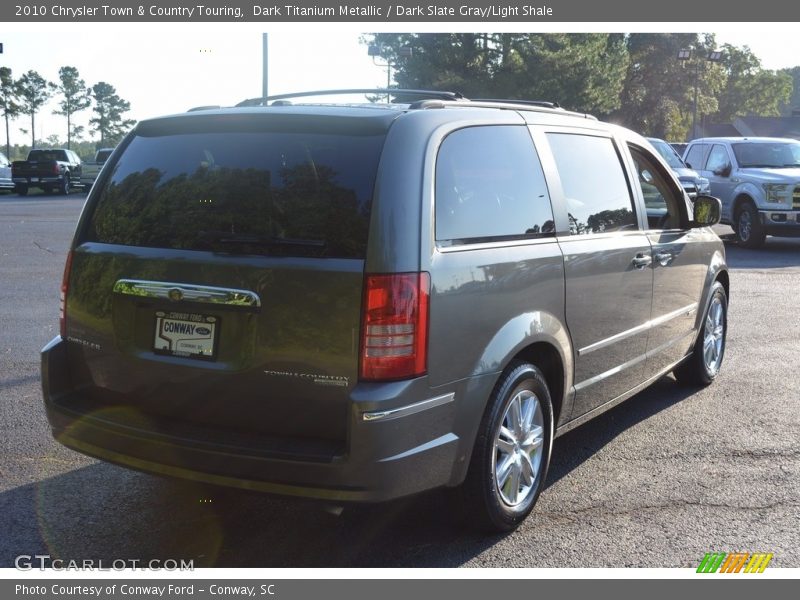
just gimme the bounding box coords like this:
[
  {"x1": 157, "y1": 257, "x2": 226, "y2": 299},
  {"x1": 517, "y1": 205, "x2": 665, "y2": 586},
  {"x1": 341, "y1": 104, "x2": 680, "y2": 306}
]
[
  {"x1": 84, "y1": 129, "x2": 385, "y2": 258},
  {"x1": 29, "y1": 150, "x2": 67, "y2": 162}
]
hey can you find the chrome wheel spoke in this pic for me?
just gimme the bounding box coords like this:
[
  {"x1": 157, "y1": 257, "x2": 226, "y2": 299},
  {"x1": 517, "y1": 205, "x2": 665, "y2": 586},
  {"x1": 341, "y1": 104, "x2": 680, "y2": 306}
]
[
  {"x1": 506, "y1": 463, "x2": 521, "y2": 504},
  {"x1": 497, "y1": 436, "x2": 516, "y2": 455},
  {"x1": 496, "y1": 455, "x2": 515, "y2": 488},
  {"x1": 523, "y1": 425, "x2": 544, "y2": 452},
  {"x1": 510, "y1": 396, "x2": 523, "y2": 438}
]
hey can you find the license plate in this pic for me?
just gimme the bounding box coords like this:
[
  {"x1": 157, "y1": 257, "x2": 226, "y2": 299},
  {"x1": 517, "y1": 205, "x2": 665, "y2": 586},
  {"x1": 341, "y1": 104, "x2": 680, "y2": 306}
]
[{"x1": 154, "y1": 311, "x2": 217, "y2": 360}]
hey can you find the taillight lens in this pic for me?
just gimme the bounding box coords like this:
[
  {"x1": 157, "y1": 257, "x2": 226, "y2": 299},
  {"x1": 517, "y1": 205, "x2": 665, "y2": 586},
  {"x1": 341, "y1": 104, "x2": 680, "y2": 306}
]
[
  {"x1": 53, "y1": 163, "x2": 60, "y2": 174},
  {"x1": 360, "y1": 272, "x2": 430, "y2": 381},
  {"x1": 59, "y1": 250, "x2": 74, "y2": 338}
]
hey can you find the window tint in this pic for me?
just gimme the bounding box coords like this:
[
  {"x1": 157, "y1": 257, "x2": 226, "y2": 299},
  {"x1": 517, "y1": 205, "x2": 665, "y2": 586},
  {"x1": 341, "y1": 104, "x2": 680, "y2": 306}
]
[
  {"x1": 705, "y1": 145, "x2": 730, "y2": 173},
  {"x1": 435, "y1": 126, "x2": 554, "y2": 244},
  {"x1": 629, "y1": 145, "x2": 685, "y2": 230},
  {"x1": 85, "y1": 130, "x2": 385, "y2": 258},
  {"x1": 684, "y1": 144, "x2": 709, "y2": 170},
  {"x1": 547, "y1": 133, "x2": 636, "y2": 235}
]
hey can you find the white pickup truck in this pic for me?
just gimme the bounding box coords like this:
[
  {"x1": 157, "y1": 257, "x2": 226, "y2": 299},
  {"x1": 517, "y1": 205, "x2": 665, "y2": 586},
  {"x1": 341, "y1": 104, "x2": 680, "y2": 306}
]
[
  {"x1": 683, "y1": 137, "x2": 800, "y2": 248},
  {"x1": 79, "y1": 148, "x2": 114, "y2": 190}
]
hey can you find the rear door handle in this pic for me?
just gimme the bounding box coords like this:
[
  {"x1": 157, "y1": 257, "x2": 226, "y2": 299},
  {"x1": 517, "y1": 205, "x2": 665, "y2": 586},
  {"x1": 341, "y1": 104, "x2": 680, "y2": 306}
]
[{"x1": 632, "y1": 253, "x2": 652, "y2": 269}]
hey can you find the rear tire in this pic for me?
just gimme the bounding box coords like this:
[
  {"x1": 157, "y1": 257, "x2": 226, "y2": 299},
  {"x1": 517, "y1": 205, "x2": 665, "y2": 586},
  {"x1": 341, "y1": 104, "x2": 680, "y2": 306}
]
[
  {"x1": 60, "y1": 175, "x2": 70, "y2": 195},
  {"x1": 734, "y1": 201, "x2": 765, "y2": 248},
  {"x1": 674, "y1": 281, "x2": 728, "y2": 387},
  {"x1": 460, "y1": 361, "x2": 553, "y2": 532},
  {"x1": 15, "y1": 185, "x2": 28, "y2": 196}
]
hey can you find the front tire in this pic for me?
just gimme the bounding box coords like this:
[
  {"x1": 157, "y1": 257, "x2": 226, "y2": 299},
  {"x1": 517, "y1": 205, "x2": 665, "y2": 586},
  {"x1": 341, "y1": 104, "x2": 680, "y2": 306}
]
[
  {"x1": 461, "y1": 361, "x2": 554, "y2": 532},
  {"x1": 674, "y1": 281, "x2": 728, "y2": 386},
  {"x1": 734, "y1": 201, "x2": 765, "y2": 248},
  {"x1": 15, "y1": 185, "x2": 28, "y2": 196}
]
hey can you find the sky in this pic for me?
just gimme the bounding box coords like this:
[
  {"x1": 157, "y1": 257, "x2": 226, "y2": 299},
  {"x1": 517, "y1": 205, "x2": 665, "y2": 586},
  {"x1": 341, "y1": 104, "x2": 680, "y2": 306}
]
[{"x1": 1, "y1": 23, "x2": 798, "y2": 151}]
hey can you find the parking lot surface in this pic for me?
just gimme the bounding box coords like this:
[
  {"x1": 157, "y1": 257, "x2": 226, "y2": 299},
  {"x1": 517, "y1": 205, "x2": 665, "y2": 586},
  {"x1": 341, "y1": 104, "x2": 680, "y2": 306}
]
[{"x1": 1, "y1": 193, "x2": 798, "y2": 568}]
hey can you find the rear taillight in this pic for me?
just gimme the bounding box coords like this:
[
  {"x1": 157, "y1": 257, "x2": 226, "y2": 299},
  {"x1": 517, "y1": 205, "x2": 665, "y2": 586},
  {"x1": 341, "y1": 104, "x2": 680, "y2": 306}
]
[
  {"x1": 52, "y1": 163, "x2": 60, "y2": 174},
  {"x1": 59, "y1": 250, "x2": 74, "y2": 338},
  {"x1": 360, "y1": 272, "x2": 430, "y2": 381}
]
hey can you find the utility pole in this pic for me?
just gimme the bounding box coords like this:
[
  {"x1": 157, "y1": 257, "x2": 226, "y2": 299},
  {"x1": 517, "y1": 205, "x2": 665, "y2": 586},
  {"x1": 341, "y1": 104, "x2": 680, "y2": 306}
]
[{"x1": 262, "y1": 33, "x2": 269, "y2": 98}]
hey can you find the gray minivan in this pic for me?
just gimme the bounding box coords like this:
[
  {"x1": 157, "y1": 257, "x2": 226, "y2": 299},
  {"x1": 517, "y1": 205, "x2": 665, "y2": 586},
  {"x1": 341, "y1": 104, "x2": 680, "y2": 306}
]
[{"x1": 42, "y1": 90, "x2": 729, "y2": 531}]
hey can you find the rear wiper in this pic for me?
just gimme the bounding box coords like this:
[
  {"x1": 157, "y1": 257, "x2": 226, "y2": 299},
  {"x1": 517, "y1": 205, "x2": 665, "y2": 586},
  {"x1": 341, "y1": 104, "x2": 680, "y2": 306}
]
[{"x1": 199, "y1": 231, "x2": 326, "y2": 248}]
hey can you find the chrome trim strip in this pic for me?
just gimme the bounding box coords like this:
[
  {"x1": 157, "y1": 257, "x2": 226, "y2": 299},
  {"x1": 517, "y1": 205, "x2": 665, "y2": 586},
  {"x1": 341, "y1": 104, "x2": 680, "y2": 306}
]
[
  {"x1": 556, "y1": 354, "x2": 691, "y2": 438},
  {"x1": 113, "y1": 279, "x2": 261, "y2": 308},
  {"x1": 578, "y1": 302, "x2": 697, "y2": 356},
  {"x1": 362, "y1": 393, "x2": 455, "y2": 422},
  {"x1": 573, "y1": 352, "x2": 647, "y2": 393}
]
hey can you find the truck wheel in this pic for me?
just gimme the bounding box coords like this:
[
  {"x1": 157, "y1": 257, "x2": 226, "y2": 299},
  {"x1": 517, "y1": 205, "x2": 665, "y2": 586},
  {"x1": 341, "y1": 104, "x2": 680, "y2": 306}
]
[
  {"x1": 460, "y1": 361, "x2": 553, "y2": 532},
  {"x1": 15, "y1": 185, "x2": 28, "y2": 196},
  {"x1": 674, "y1": 281, "x2": 728, "y2": 387},
  {"x1": 734, "y1": 202, "x2": 765, "y2": 248},
  {"x1": 60, "y1": 175, "x2": 70, "y2": 195}
]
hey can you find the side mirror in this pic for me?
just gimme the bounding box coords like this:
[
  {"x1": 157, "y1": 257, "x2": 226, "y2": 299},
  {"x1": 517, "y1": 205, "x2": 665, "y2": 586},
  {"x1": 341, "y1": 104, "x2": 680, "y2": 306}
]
[
  {"x1": 713, "y1": 163, "x2": 732, "y2": 177},
  {"x1": 692, "y1": 195, "x2": 722, "y2": 227}
]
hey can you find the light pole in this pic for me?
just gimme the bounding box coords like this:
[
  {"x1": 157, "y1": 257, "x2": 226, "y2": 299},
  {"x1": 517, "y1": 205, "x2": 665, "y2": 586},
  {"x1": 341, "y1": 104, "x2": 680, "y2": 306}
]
[
  {"x1": 368, "y1": 44, "x2": 412, "y2": 102},
  {"x1": 678, "y1": 48, "x2": 724, "y2": 140}
]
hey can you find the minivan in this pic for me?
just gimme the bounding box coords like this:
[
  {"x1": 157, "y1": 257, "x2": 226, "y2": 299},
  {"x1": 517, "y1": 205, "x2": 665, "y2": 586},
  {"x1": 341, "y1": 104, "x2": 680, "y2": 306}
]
[{"x1": 42, "y1": 90, "x2": 729, "y2": 531}]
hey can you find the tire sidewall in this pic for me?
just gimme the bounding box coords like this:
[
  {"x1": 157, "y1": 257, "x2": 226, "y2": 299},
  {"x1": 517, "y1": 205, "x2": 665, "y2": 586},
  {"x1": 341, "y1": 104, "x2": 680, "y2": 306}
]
[{"x1": 480, "y1": 364, "x2": 554, "y2": 530}]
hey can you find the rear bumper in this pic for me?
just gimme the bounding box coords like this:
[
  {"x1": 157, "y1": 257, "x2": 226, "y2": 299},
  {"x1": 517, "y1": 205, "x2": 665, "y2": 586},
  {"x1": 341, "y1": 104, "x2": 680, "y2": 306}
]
[
  {"x1": 42, "y1": 337, "x2": 490, "y2": 502},
  {"x1": 13, "y1": 176, "x2": 63, "y2": 186}
]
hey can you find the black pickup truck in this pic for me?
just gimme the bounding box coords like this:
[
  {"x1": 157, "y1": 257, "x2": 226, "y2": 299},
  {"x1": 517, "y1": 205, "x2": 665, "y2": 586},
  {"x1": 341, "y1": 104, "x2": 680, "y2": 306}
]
[{"x1": 12, "y1": 148, "x2": 82, "y2": 195}]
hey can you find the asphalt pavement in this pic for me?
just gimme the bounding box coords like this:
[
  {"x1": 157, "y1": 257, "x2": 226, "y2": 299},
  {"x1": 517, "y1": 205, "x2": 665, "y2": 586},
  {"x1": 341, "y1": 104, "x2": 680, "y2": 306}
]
[{"x1": 1, "y1": 193, "x2": 798, "y2": 568}]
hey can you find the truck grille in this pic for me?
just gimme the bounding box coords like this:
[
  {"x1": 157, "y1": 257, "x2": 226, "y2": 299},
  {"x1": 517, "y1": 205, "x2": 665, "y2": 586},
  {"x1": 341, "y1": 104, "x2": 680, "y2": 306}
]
[{"x1": 794, "y1": 185, "x2": 800, "y2": 209}]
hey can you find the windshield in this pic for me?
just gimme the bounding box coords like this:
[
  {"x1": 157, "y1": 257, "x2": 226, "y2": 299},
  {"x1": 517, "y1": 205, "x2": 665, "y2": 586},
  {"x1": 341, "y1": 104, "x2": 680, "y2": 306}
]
[
  {"x1": 732, "y1": 142, "x2": 800, "y2": 168},
  {"x1": 649, "y1": 139, "x2": 685, "y2": 169}
]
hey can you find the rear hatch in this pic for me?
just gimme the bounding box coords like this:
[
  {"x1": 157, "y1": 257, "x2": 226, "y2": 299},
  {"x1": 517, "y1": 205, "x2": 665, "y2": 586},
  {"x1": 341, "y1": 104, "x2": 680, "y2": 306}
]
[{"x1": 62, "y1": 110, "x2": 392, "y2": 460}]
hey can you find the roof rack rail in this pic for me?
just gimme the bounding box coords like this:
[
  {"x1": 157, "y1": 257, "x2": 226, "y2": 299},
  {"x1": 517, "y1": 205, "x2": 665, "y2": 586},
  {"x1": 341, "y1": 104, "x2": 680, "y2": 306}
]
[
  {"x1": 187, "y1": 105, "x2": 221, "y2": 112},
  {"x1": 236, "y1": 88, "x2": 467, "y2": 107},
  {"x1": 410, "y1": 98, "x2": 597, "y2": 120},
  {"x1": 472, "y1": 99, "x2": 561, "y2": 109}
]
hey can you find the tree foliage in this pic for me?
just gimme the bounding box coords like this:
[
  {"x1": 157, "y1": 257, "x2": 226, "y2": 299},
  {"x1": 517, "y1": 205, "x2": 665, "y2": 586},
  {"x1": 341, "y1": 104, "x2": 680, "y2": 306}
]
[
  {"x1": 89, "y1": 81, "x2": 135, "y2": 146},
  {"x1": 780, "y1": 66, "x2": 800, "y2": 115},
  {"x1": 0, "y1": 67, "x2": 21, "y2": 158},
  {"x1": 615, "y1": 34, "x2": 726, "y2": 140},
  {"x1": 370, "y1": 33, "x2": 628, "y2": 115},
  {"x1": 16, "y1": 70, "x2": 53, "y2": 148},
  {"x1": 368, "y1": 32, "x2": 797, "y2": 142},
  {"x1": 52, "y1": 66, "x2": 92, "y2": 149},
  {"x1": 713, "y1": 44, "x2": 792, "y2": 123}
]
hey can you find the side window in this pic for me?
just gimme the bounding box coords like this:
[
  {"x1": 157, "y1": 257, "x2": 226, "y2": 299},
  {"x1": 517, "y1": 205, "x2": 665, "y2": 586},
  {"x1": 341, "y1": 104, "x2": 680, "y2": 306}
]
[
  {"x1": 546, "y1": 133, "x2": 636, "y2": 235},
  {"x1": 705, "y1": 144, "x2": 731, "y2": 174},
  {"x1": 629, "y1": 145, "x2": 686, "y2": 230},
  {"x1": 435, "y1": 126, "x2": 554, "y2": 244},
  {"x1": 684, "y1": 143, "x2": 710, "y2": 170}
]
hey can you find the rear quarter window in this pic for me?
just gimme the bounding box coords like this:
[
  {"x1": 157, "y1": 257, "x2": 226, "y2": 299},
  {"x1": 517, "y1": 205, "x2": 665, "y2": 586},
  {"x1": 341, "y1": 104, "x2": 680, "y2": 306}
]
[
  {"x1": 435, "y1": 125, "x2": 555, "y2": 245},
  {"x1": 84, "y1": 127, "x2": 386, "y2": 259}
]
